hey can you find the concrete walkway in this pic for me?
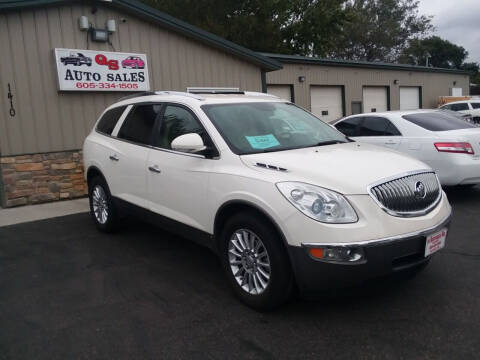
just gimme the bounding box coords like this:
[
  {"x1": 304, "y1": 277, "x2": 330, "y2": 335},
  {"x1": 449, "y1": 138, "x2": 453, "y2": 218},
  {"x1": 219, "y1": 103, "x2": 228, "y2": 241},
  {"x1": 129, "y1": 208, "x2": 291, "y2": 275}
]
[{"x1": 0, "y1": 198, "x2": 89, "y2": 227}]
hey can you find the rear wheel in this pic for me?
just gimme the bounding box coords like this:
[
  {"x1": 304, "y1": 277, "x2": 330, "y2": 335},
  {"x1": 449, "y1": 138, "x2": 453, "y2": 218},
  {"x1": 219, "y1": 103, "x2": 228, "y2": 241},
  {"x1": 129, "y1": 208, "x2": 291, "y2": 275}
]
[
  {"x1": 220, "y1": 212, "x2": 293, "y2": 311},
  {"x1": 88, "y1": 176, "x2": 119, "y2": 232}
]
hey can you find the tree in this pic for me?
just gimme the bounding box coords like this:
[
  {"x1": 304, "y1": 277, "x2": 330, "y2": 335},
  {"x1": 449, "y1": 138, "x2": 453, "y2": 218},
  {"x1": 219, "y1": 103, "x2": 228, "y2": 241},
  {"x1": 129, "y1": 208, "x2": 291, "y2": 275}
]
[
  {"x1": 328, "y1": 0, "x2": 433, "y2": 62},
  {"x1": 461, "y1": 62, "x2": 480, "y2": 84},
  {"x1": 140, "y1": 0, "x2": 348, "y2": 55},
  {"x1": 400, "y1": 36, "x2": 468, "y2": 68}
]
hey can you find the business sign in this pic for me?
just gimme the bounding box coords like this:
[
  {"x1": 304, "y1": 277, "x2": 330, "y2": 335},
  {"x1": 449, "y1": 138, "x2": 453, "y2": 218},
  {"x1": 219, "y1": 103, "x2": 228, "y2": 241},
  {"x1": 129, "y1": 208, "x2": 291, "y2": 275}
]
[{"x1": 54, "y1": 48, "x2": 150, "y2": 91}]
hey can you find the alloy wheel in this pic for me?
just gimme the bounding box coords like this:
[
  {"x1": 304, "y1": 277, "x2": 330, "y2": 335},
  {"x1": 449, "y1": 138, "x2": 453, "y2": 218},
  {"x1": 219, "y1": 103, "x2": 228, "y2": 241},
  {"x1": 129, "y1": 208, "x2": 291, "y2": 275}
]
[
  {"x1": 228, "y1": 229, "x2": 271, "y2": 295},
  {"x1": 92, "y1": 185, "x2": 109, "y2": 224}
]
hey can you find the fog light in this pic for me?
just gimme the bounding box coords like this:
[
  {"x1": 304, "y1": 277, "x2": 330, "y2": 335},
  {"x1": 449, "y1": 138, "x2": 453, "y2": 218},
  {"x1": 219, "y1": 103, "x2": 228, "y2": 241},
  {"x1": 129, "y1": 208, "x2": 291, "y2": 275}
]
[{"x1": 308, "y1": 246, "x2": 365, "y2": 264}]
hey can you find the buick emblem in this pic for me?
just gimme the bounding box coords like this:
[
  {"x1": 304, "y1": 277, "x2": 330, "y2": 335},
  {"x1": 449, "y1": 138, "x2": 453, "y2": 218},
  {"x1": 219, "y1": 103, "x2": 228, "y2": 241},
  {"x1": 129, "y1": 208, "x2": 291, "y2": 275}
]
[{"x1": 414, "y1": 181, "x2": 427, "y2": 199}]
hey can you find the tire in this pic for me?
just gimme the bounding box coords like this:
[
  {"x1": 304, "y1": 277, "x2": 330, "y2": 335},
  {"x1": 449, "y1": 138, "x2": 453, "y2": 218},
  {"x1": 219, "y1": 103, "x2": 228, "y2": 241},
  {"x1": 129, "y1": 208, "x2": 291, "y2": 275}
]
[
  {"x1": 88, "y1": 176, "x2": 119, "y2": 233},
  {"x1": 220, "y1": 211, "x2": 293, "y2": 311}
]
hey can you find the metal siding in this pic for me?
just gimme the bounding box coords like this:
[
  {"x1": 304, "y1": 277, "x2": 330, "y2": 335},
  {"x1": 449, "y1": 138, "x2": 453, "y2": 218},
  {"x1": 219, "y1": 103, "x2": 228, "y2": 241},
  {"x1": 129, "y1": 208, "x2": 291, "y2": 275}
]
[
  {"x1": 266, "y1": 64, "x2": 469, "y2": 116},
  {"x1": 0, "y1": 3, "x2": 262, "y2": 156}
]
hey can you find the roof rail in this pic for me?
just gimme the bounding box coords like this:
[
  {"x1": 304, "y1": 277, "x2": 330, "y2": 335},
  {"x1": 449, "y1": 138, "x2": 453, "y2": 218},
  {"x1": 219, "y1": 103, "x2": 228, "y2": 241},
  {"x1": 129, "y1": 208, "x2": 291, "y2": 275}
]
[
  {"x1": 187, "y1": 87, "x2": 243, "y2": 94},
  {"x1": 244, "y1": 91, "x2": 279, "y2": 98},
  {"x1": 156, "y1": 91, "x2": 205, "y2": 100},
  {"x1": 117, "y1": 91, "x2": 158, "y2": 102}
]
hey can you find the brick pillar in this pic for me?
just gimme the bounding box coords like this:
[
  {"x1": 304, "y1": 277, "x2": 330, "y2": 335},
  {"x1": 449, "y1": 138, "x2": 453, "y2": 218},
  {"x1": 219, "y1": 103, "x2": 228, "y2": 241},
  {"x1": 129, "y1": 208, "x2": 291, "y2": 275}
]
[{"x1": 0, "y1": 150, "x2": 87, "y2": 208}]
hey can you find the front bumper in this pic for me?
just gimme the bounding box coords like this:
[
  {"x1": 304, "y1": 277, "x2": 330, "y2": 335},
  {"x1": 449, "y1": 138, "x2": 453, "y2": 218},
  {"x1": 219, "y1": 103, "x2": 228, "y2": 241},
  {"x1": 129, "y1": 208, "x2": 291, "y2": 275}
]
[{"x1": 288, "y1": 212, "x2": 452, "y2": 294}]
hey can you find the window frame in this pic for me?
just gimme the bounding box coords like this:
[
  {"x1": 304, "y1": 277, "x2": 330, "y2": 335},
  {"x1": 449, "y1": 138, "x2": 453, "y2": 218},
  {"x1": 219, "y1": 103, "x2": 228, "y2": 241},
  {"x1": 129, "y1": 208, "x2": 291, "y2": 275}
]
[
  {"x1": 115, "y1": 103, "x2": 164, "y2": 147},
  {"x1": 95, "y1": 105, "x2": 130, "y2": 137},
  {"x1": 107, "y1": 102, "x2": 219, "y2": 159}
]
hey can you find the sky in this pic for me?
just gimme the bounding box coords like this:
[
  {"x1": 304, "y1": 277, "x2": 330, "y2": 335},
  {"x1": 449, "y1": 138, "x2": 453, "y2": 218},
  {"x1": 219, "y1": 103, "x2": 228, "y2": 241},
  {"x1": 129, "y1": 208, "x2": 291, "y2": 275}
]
[{"x1": 418, "y1": 0, "x2": 480, "y2": 63}]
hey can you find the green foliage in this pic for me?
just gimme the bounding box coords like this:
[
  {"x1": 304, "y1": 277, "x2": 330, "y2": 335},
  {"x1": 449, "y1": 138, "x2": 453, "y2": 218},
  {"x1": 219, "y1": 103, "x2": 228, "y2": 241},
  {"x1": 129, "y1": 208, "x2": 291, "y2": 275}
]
[
  {"x1": 140, "y1": 0, "x2": 348, "y2": 56},
  {"x1": 400, "y1": 36, "x2": 468, "y2": 68},
  {"x1": 329, "y1": 0, "x2": 433, "y2": 62},
  {"x1": 140, "y1": 0, "x2": 478, "y2": 76}
]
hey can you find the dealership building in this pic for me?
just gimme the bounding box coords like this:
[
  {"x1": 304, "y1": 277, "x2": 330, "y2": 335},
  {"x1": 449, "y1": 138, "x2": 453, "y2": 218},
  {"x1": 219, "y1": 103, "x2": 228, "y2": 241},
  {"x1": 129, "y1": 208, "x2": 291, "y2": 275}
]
[{"x1": 0, "y1": 0, "x2": 470, "y2": 207}]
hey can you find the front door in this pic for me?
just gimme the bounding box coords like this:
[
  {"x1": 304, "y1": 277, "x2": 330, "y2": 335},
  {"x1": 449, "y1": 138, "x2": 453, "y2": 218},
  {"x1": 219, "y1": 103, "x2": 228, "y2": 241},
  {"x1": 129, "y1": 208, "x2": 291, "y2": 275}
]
[{"x1": 147, "y1": 104, "x2": 216, "y2": 233}]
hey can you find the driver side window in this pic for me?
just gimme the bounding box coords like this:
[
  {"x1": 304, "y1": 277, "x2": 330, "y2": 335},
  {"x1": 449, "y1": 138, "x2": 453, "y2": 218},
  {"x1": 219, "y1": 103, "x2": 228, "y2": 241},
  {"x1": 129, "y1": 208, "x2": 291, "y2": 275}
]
[{"x1": 154, "y1": 105, "x2": 211, "y2": 151}]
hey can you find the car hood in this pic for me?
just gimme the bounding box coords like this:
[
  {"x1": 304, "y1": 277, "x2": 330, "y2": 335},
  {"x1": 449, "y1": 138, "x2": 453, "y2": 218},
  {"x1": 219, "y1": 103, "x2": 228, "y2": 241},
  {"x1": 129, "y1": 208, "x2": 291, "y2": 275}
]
[{"x1": 240, "y1": 142, "x2": 431, "y2": 195}]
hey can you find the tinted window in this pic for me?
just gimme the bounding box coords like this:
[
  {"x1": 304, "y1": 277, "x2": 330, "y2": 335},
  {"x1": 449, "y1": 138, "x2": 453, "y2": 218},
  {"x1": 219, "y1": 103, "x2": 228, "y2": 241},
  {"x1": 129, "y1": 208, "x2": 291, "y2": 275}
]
[
  {"x1": 402, "y1": 112, "x2": 476, "y2": 131},
  {"x1": 335, "y1": 117, "x2": 363, "y2": 137},
  {"x1": 471, "y1": 102, "x2": 480, "y2": 109},
  {"x1": 155, "y1": 105, "x2": 204, "y2": 150},
  {"x1": 96, "y1": 106, "x2": 126, "y2": 135},
  {"x1": 450, "y1": 103, "x2": 469, "y2": 111},
  {"x1": 117, "y1": 104, "x2": 162, "y2": 145},
  {"x1": 358, "y1": 117, "x2": 401, "y2": 136},
  {"x1": 441, "y1": 104, "x2": 452, "y2": 110}
]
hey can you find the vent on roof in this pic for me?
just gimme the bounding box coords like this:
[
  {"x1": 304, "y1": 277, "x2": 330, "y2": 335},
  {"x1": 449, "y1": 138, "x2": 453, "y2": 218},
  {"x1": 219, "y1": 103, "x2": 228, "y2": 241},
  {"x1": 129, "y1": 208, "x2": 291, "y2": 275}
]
[{"x1": 255, "y1": 162, "x2": 288, "y2": 172}]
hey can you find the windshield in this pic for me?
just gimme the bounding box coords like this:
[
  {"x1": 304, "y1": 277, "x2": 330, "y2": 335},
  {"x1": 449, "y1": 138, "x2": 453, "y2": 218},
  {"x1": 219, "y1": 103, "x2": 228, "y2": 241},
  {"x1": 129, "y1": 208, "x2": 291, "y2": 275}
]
[{"x1": 201, "y1": 102, "x2": 347, "y2": 155}]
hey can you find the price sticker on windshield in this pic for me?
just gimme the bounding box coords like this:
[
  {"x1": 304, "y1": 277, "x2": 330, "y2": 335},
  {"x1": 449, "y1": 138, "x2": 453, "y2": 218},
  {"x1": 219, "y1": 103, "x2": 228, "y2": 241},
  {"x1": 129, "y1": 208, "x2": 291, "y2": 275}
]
[{"x1": 246, "y1": 134, "x2": 280, "y2": 149}]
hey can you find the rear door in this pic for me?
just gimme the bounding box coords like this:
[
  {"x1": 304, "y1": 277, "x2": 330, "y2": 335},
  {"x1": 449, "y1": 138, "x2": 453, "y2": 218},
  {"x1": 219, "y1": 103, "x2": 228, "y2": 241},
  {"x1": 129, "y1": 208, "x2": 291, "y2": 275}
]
[
  {"x1": 450, "y1": 102, "x2": 470, "y2": 116},
  {"x1": 108, "y1": 103, "x2": 162, "y2": 208},
  {"x1": 147, "y1": 103, "x2": 216, "y2": 233}
]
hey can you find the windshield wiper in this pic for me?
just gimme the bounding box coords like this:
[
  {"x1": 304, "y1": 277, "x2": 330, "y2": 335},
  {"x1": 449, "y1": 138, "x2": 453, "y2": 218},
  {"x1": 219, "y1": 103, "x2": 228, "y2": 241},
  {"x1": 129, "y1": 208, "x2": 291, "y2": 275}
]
[{"x1": 313, "y1": 140, "x2": 348, "y2": 147}]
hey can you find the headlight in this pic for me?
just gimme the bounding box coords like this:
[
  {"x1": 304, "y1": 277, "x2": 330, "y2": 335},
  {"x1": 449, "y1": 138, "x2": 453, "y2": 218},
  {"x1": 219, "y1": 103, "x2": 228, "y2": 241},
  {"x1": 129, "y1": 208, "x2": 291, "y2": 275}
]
[{"x1": 276, "y1": 182, "x2": 358, "y2": 223}]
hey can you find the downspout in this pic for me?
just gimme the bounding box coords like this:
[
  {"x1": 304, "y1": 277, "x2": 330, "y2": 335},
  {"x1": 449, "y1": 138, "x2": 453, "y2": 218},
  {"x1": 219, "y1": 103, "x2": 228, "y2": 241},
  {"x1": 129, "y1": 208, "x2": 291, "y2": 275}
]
[{"x1": 261, "y1": 70, "x2": 267, "y2": 93}]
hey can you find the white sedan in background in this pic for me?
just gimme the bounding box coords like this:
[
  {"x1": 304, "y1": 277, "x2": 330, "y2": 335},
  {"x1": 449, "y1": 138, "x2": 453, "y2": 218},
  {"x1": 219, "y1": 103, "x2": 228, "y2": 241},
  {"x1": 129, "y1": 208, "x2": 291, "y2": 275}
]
[{"x1": 334, "y1": 110, "x2": 480, "y2": 186}]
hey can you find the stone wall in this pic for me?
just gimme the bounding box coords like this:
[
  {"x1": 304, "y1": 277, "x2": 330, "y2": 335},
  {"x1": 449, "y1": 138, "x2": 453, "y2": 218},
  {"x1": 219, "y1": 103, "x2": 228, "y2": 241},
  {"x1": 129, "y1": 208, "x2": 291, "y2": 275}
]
[{"x1": 0, "y1": 150, "x2": 87, "y2": 208}]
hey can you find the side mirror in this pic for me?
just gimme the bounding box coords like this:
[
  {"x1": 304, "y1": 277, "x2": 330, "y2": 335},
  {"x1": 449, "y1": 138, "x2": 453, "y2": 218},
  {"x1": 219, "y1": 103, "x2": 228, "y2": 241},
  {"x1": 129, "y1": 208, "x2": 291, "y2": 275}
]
[{"x1": 171, "y1": 133, "x2": 206, "y2": 153}]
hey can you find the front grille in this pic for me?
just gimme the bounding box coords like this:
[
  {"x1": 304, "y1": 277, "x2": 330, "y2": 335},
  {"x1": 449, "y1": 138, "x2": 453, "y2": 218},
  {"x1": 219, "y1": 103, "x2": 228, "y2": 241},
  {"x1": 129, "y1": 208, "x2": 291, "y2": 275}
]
[{"x1": 368, "y1": 171, "x2": 441, "y2": 217}]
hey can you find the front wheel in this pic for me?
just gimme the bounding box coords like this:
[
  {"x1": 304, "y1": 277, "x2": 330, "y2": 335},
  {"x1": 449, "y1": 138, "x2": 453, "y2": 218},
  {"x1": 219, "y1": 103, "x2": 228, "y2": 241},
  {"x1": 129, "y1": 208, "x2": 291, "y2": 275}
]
[
  {"x1": 88, "y1": 176, "x2": 119, "y2": 232},
  {"x1": 220, "y1": 212, "x2": 293, "y2": 311}
]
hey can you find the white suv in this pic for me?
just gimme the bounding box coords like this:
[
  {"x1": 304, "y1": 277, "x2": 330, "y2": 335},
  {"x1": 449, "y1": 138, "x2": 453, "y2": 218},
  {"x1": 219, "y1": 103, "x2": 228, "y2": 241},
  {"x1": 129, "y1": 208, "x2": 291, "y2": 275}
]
[
  {"x1": 83, "y1": 90, "x2": 452, "y2": 310},
  {"x1": 440, "y1": 100, "x2": 480, "y2": 124}
]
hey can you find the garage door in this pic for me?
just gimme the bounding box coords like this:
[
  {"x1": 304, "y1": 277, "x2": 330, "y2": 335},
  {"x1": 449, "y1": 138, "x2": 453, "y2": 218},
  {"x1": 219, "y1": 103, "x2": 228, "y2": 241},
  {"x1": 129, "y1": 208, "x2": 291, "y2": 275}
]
[
  {"x1": 363, "y1": 87, "x2": 388, "y2": 113},
  {"x1": 400, "y1": 87, "x2": 420, "y2": 110},
  {"x1": 310, "y1": 86, "x2": 344, "y2": 123},
  {"x1": 267, "y1": 85, "x2": 292, "y2": 101}
]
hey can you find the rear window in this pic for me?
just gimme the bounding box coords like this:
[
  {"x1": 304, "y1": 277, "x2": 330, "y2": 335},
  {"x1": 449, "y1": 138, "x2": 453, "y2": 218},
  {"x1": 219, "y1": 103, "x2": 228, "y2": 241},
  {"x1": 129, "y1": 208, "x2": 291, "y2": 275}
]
[
  {"x1": 471, "y1": 102, "x2": 480, "y2": 109},
  {"x1": 96, "y1": 106, "x2": 127, "y2": 135},
  {"x1": 402, "y1": 112, "x2": 476, "y2": 131},
  {"x1": 117, "y1": 104, "x2": 162, "y2": 145}
]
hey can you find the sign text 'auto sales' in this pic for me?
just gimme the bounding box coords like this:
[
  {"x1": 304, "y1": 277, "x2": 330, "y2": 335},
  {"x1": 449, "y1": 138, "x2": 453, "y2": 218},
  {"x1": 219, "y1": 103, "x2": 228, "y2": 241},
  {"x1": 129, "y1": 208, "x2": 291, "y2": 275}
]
[{"x1": 54, "y1": 48, "x2": 150, "y2": 91}]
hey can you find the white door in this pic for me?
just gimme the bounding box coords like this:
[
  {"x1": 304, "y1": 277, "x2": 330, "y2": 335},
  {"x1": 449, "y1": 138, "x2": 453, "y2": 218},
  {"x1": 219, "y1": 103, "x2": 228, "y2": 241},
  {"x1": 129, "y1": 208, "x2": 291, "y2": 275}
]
[
  {"x1": 350, "y1": 116, "x2": 402, "y2": 150},
  {"x1": 363, "y1": 87, "x2": 388, "y2": 113},
  {"x1": 310, "y1": 86, "x2": 343, "y2": 123},
  {"x1": 400, "y1": 87, "x2": 420, "y2": 110},
  {"x1": 147, "y1": 104, "x2": 213, "y2": 233},
  {"x1": 267, "y1": 85, "x2": 292, "y2": 101},
  {"x1": 107, "y1": 104, "x2": 162, "y2": 208}
]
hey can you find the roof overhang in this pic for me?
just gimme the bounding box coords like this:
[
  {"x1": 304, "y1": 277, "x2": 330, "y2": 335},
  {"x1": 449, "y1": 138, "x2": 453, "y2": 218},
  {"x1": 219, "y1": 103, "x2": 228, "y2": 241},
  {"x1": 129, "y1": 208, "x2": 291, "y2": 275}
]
[{"x1": 261, "y1": 53, "x2": 470, "y2": 75}]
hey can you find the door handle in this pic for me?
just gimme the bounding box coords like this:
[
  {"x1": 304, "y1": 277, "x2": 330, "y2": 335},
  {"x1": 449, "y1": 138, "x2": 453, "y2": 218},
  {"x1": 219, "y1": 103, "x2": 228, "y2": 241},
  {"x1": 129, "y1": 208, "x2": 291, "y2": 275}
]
[
  {"x1": 148, "y1": 165, "x2": 161, "y2": 173},
  {"x1": 109, "y1": 154, "x2": 119, "y2": 161}
]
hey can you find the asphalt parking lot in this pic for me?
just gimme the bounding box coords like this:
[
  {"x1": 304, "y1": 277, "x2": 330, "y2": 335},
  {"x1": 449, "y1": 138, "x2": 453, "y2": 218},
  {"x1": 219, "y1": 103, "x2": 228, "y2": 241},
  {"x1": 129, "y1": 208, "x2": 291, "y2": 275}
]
[{"x1": 1, "y1": 187, "x2": 479, "y2": 360}]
